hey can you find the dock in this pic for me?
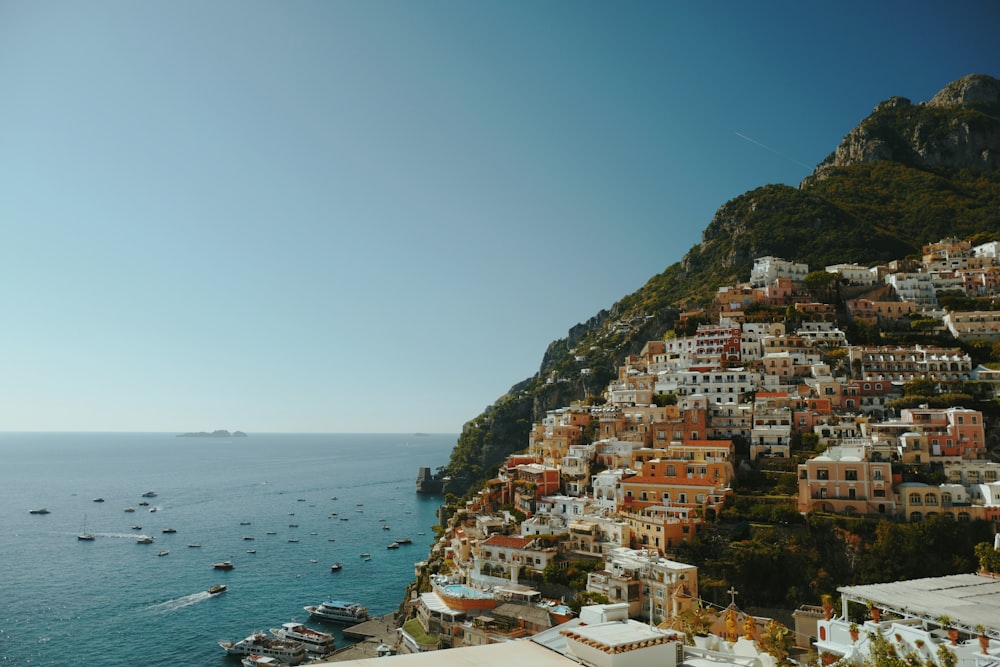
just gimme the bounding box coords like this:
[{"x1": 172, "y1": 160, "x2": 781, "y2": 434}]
[{"x1": 316, "y1": 613, "x2": 401, "y2": 663}]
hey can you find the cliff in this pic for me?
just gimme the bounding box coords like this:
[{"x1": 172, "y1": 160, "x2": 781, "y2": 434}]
[{"x1": 433, "y1": 73, "x2": 1000, "y2": 499}]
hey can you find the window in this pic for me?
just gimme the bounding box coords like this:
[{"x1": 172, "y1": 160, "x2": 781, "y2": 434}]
[
  {"x1": 817, "y1": 469, "x2": 829, "y2": 480},
  {"x1": 845, "y1": 469, "x2": 858, "y2": 481}
]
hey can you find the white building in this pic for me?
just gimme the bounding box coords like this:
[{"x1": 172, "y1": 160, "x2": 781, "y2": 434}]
[{"x1": 750, "y1": 256, "x2": 809, "y2": 288}]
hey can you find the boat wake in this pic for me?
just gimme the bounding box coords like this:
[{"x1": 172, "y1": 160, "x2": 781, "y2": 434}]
[{"x1": 147, "y1": 591, "x2": 212, "y2": 613}]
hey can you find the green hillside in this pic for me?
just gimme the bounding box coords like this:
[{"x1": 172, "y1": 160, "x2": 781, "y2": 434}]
[{"x1": 437, "y1": 74, "x2": 1000, "y2": 498}]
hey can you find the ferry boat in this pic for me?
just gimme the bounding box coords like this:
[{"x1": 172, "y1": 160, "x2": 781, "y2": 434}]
[
  {"x1": 269, "y1": 622, "x2": 335, "y2": 655},
  {"x1": 303, "y1": 599, "x2": 369, "y2": 624},
  {"x1": 218, "y1": 632, "x2": 305, "y2": 665}
]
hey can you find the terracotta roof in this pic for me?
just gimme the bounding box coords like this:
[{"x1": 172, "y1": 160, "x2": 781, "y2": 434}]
[{"x1": 482, "y1": 535, "x2": 534, "y2": 549}]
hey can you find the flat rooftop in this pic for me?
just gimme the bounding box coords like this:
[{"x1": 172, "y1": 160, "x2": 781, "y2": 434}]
[{"x1": 839, "y1": 573, "x2": 1000, "y2": 633}]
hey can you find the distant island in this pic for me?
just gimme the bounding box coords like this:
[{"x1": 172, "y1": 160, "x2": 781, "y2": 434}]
[{"x1": 176, "y1": 430, "x2": 248, "y2": 438}]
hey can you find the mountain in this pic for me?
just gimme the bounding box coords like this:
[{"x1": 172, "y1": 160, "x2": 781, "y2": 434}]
[{"x1": 436, "y1": 74, "x2": 1000, "y2": 498}]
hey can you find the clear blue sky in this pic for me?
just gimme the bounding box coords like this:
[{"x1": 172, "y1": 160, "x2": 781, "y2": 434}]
[{"x1": 1, "y1": 1, "x2": 997, "y2": 433}]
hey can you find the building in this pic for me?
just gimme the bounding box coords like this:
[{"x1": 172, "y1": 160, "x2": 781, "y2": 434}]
[{"x1": 796, "y1": 444, "x2": 894, "y2": 516}]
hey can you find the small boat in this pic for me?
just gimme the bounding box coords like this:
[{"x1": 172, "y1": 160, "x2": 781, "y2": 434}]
[
  {"x1": 359, "y1": 553, "x2": 370, "y2": 558},
  {"x1": 386, "y1": 542, "x2": 399, "y2": 549},
  {"x1": 240, "y1": 521, "x2": 252, "y2": 525},
  {"x1": 124, "y1": 507, "x2": 136, "y2": 513},
  {"x1": 241, "y1": 655, "x2": 282, "y2": 667},
  {"x1": 382, "y1": 525, "x2": 391, "y2": 530},
  {"x1": 162, "y1": 527, "x2": 177, "y2": 534},
  {"x1": 304, "y1": 599, "x2": 370, "y2": 624},
  {"x1": 246, "y1": 549, "x2": 256, "y2": 554},
  {"x1": 141, "y1": 491, "x2": 157, "y2": 498},
  {"x1": 213, "y1": 561, "x2": 235, "y2": 570},
  {"x1": 288, "y1": 523, "x2": 298, "y2": 527},
  {"x1": 149, "y1": 508, "x2": 157, "y2": 513},
  {"x1": 395, "y1": 538, "x2": 412, "y2": 544},
  {"x1": 287, "y1": 539, "x2": 299, "y2": 543},
  {"x1": 138, "y1": 501, "x2": 150, "y2": 506},
  {"x1": 339, "y1": 517, "x2": 349, "y2": 521},
  {"x1": 330, "y1": 563, "x2": 343, "y2": 571},
  {"x1": 207, "y1": 584, "x2": 227, "y2": 595},
  {"x1": 243, "y1": 536, "x2": 255, "y2": 540},
  {"x1": 219, "y1": 632, "x2": 306, "y2": 664},
  {"x1": 188, "y1": 544, "x2": 202, "y2": 548},
  {"x1": 327, "y1": 538, "x2": 336, "y2": 542},
  {"x1": 363, "y1": 556, "x2": 371, "y2": 561},
  {"x1": 131, "y1": 525, "x2": 143, "y2": 530},
  {"x1": 158, "y1": 550, "x2": 169, "y2": 556},
  {"x1": 92, "y1": 497, "x2": 105, "y2": 503},
  {"x1": 270, "y1": 622, "x2": 335, "y2": 655},
  {"x1": 28, "y1": 508, "x2": 51, "y2": 514},
  {"x1": 265, "y1": 531, "x2": 276, "y2": 535},
  {"x1": 136, "y1": 535, "x2": 154, "y2": 544},
  {"x1": 77, "y1": 514, "x2": 95, "y2": 541}
]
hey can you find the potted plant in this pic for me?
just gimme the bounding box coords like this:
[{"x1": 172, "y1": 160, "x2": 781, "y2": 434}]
[
  {"x1": 865, "y1": 600, "x2": 881, "y2": 623},
  {"x1": 821, "y1": 594, "x2": 835, "y2": 621},
  {"x1": 977, "y1": 625, "x2": 990, "y2": 654},
  {"x1": 938, "y1": 616, "x2": 958, "y2": 645},
  {"x1": 850, "y1": 623, "x2": 860, "y2": 642}
]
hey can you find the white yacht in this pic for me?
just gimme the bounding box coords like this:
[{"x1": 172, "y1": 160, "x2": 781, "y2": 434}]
[
  {"x1": 304, "y1": 599, "x2": 369, "y2": 624},
  {"x1": 241, "y1": 656, "x2": 282, "y2": 667},
  {"x1": 269, "y1": 622, "x2": 335, "y2": 655},
  {"x1": 219, "y1": 632, "x2": 305, "y2": 665}
]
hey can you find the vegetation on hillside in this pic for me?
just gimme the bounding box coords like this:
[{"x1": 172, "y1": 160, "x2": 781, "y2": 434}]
[{"x1": 437, "y1": 77, "x2": 1000, "y2": 500}]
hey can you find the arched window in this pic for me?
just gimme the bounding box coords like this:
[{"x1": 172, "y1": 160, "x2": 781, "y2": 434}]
[
  {"x1": 924, "y1": 494, "x2": 938, "y2": 506},
  {"x1": 911, "y1": 512, "x2": 923, "y2": 522},
  {"x1": 909, "y1": 493, "x2": 921, "y2": 505}
]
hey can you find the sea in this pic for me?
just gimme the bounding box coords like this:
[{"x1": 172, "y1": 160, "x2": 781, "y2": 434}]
[{"x1": 0, "y1": 432, "x2": 456, "y2": 666}]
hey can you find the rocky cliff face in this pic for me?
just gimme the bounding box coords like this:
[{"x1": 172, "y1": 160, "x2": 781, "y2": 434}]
[{"x1": 808, "y1": 73, "x2": 1000, "y2": 181}]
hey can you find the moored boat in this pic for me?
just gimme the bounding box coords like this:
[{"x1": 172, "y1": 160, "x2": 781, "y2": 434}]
[
  {"x1": 213, "y1": 560, "x2": 235, "y2": 570},
  {"x1": 28, "y1": 508, "x2": 51, "y2": 514},
  {"x1": 330, "y1": 562, "x2": 343, "y2": 571},
  {"x1": 219, "y1": 632, "x2": 305, "y2": 665},
  {"x1": 241, "y1": 656, "x2": 282, "y2": 667},
  {"x1": 303, "y1": 599, "x2": 369, "y2": 624},
  {"x1": 269, "y1": 622, "x2": 335, "y2": 655}
]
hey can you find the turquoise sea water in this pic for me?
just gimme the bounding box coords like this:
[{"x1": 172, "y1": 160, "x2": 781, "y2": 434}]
[{"x1": 0, "y1": 432, "x2": 455, "y2": 666}]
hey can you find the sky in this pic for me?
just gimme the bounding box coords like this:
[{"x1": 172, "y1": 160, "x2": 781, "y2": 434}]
[{"x1": 1, "y1": 2, "x2": 997, "y2": 434}]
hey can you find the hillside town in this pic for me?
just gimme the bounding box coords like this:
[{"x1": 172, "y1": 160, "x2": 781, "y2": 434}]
[{"x1": 331, "y1": 236, "x2": 1000, "y2": 667}]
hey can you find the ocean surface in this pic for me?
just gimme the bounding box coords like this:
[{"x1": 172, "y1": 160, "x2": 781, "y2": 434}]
[{"x1": 0, "y1": 432, "x2": 456, "y2": 666}]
